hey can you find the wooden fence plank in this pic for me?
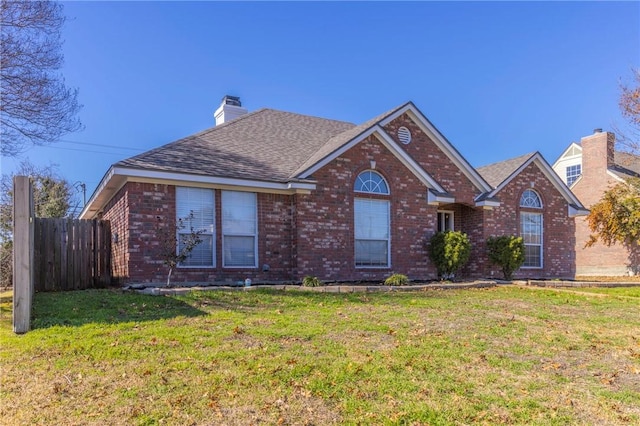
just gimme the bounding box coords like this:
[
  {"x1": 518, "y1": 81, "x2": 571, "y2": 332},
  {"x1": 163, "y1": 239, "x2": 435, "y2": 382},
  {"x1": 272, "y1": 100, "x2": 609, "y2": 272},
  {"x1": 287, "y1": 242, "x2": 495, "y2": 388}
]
[
  {"x1": 33, "y1": 218, "x2": 112, "y2": 292},
  {"x1": 13, "y1": 176, "x2": 33, "y2": 333}
]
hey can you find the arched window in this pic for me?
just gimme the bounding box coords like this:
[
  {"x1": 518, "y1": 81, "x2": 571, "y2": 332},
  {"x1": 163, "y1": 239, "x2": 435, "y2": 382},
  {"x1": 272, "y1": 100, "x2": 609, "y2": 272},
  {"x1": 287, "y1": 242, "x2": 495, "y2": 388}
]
[
  {"x1": 354, "y1": 170, "x2": 389, "y2": 194},
  {"x1": 519, "y1": 189, "x2": 543, "y2": 268},
  {"x1": 354, "y1": 170, "x2": 390, "y2": 267},
  {"x1": 520, "y1": 189, "x2": 542, "y2": 208}
]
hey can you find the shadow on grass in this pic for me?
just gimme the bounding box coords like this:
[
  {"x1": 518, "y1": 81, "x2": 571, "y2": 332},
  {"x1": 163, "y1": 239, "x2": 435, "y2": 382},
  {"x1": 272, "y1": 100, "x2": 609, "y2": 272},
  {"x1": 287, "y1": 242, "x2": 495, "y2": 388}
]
[{"x1": 31, "y1": 288, "x2": 207, "y2": 329}]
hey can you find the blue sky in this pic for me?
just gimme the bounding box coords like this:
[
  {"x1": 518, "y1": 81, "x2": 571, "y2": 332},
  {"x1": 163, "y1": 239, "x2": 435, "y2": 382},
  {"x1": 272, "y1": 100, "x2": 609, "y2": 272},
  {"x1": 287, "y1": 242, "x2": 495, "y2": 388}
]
[{"x1": 2, "y1": 1, "x2": 639, "y2": 204}]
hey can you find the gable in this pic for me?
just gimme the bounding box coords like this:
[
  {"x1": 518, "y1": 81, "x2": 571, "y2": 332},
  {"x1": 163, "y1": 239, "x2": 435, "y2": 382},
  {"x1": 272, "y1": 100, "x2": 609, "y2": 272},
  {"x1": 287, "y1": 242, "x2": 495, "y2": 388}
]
[
  {"x1": 382, "y1": 112, "x2": 491, "y2": 205},
  {"x1": 296, "y1": 102, "x2": 493, "y2": 207},
  {"x1": 487, "y1": 152, "x2": 588, "y2": 217}
]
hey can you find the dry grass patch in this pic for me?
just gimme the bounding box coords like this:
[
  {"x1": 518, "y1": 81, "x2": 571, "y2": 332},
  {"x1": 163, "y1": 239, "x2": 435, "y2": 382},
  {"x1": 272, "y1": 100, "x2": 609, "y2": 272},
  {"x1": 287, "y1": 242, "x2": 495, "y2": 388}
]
[{"x1": 1, "y1": 287, "x2": 639, "y2": 425}]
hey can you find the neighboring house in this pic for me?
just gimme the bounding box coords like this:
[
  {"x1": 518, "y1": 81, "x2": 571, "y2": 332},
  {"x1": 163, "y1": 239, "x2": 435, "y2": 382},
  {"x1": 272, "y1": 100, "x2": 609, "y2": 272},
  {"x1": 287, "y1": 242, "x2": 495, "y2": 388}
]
[
  {"x1": 553, "y1": 130, "x2": 640, "y2": 276},
  {"x1": 81, "y1": 96, "x2": 587, "y2": 284}
]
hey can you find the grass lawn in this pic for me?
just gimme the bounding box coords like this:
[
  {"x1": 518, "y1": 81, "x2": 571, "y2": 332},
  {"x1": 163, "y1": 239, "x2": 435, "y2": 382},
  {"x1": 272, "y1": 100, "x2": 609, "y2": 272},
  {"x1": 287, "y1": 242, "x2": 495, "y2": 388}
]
[{"x1": 1, "y1": 286, "x2": 639, "y2": 425}]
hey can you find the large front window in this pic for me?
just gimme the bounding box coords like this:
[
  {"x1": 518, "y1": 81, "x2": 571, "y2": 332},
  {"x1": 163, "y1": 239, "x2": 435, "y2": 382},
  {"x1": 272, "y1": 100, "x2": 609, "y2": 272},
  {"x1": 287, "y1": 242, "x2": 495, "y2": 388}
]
[
  {"x1": 222, "y1": 191, "x2": 257, "y2": 267},
  {"x1": 520, "y1": 189, "x2": 543, "y2": 268},
  {"x1": 176, "y1": 187, "x2": 215, "y2": 267},
  {"x1": 355, "y1": 199, "x2": 390, "y2": 267},
  {"x1": 354, "y1": 170, "x2": 390, "y2": 268},
  {"x1": 521, "y1": 212, "x2": 542, "y2": 267}
]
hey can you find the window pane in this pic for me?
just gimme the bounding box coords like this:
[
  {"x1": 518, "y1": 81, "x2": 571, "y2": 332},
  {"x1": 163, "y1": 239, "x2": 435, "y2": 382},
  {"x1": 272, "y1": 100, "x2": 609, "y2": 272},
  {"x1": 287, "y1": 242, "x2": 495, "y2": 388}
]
[
  {"x1": 354, "y1": 171, "x2": 389, "y2": 194},
  {"x1": 520, "y1": 212, "x2": 542, "y2": 267},
  {"x1": 176, "y1": 187, "x2": 215, "y2": 232},
  {"x1": 523, "y1": 245, "x2": 541, "y2": 268},
  {"x1": 222, "y1": 191, "x2": 257, "y2": 267},
  {"x1": 179, "y1": 234, "x2": 213, "y2": 267},
  {"x1": 355, "y1": 199, "x2": 389, "y2": 239},
  {"x1": 355, "y1": 198, "x2": 389, "y2": 267},
  {"x1": 222, "y1": 191, "x2": 256, "y2": 234},
  {"x1": 566, "y1": 164, "x2": 581, "y2": 186},
  {"x1": 224, "y1": 236, "x2": 255, "y2": 267},
  {"x1": 176, "y1": 187, "x2": 215, "y2": 267},
  {"x1": 520, "y1": 189, "x2": 542, "y2": 208},
  {"x1": 355, "y1": 240, "x2": 388, "y2": 266}
]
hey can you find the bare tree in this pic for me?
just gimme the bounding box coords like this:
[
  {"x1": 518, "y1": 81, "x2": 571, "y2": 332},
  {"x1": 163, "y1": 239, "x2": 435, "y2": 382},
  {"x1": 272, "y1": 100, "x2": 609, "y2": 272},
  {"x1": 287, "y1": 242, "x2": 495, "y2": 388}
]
[
  {"x1": 155, "y1": 213, "x2": 205, "y2": 288},
  {"x1": 614, "y1": 68, "x2": 640, "y2": 156},
  {"x1": 1, "y1": 0, "x2": 82, "y2": 157}
]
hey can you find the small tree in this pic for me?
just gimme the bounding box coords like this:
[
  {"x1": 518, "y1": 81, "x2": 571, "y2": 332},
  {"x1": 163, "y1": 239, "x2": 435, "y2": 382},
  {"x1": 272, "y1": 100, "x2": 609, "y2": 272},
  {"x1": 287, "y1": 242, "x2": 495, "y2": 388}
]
[
  {"x1": 428, "y1": 231, "x2": 471, "y2": 280},
  {"x1": 156, "y1": 213, "x2": 204, "y2": 287},
  {"x1": 486, "y1": 235, "x2": 525, "y2": 280},
  {"x1": 586, "y1": 177, "x2": 640, "y2": 274}
]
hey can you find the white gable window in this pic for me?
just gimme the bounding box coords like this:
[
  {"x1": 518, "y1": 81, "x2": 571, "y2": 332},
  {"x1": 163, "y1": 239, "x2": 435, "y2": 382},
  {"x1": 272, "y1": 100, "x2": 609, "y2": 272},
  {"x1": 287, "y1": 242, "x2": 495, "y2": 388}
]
[
  {"x1": 354, "y1": 170, "x2": 390, "y2": 268},
  {"x1": 355, "y1": 170, "x2": 390, "y2": 194},
  {"x1": 566, "y1": 164, "x2": 581, "y2": 186},
  {"x1": 222, "y1": 190, "x2": 257, "y2": 268},
  {"x1": 437, "y1": 211, "x2": 454, "y2": 232},
  {"x1": 176, "y1": 187, "x2": 215, "y2": 267},
  {"x1": 520, "y1": 189, "x2": 543, "y2": 268}
]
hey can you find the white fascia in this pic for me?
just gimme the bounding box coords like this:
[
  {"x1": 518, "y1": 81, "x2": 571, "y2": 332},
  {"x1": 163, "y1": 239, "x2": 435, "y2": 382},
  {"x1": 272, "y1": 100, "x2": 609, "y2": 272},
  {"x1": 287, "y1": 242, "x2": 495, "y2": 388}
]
[
  {"x1": 119, "y1": 167, "x2": 316, "y2": 192},
  {"x1": 80, "y1": 166, "x2": 315, "y2": 219},
  {"x1": 475, "y1": 199, "x2": 501, "y2": 209},
  {"x1": 487, "y1": 153, "x2": 586, "y2": 209},
  {"x1": 427, "y1": 189, "x2": 455, "y2": 206},
  {"x1": 379, "y1": 104, "x2": 494, "y2": 194},
  {"x1": 297, "y1": 125, "x2": 447, "y2": 193},
  {"x1": 552, "y1": 142, "x2": 582, "y2": 168},
  {"x1": 568, "y1": 204, "x2": 590, "y2": 217},
  {"x1": 606, "y1": 169, "x2": 629, "y2": 183}
]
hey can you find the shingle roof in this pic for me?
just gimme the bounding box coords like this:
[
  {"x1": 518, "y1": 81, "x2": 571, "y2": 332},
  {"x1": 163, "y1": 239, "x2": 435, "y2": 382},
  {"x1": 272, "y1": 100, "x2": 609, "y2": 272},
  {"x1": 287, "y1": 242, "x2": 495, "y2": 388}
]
[
  {"x1": 293, "y1": 103, "x2": 409, "y2": 176},
  {"x1": 612, "y1": 151, "x2": 640, "y2": 178},
  {"x1": 476, "y1": 153, "x2": 536, "y2": 188},
  {"x1": 117, "y1": 109, "x2": 355, "y2": 183}
]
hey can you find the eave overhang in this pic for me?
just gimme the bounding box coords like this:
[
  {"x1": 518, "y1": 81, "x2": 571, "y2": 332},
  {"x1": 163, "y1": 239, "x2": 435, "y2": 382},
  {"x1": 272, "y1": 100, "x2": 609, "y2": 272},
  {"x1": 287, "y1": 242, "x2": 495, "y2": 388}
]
[{"x1": 80, "y1": 166, "x2": 316, "y2": 219}]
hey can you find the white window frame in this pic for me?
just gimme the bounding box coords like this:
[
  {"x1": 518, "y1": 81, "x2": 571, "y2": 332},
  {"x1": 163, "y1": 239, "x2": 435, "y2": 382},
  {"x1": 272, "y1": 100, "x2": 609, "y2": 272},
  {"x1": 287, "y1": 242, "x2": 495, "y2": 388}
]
[
  {"x1": 566, "y1": 164, "x2": 581, "y2": 186},
  {"x1": 354, "y1": 198, "x2": 391, "y2": 268},
  {"x1": 176, "y1": 187, "x2": 215, "y2": 268},
  {"x1": 222, "y1": 190, "x2": 258, "y2": 268},
  {"x1": 437, "y1": 210, "x2": 455, "y2": 232},
  {"x1": 519, "y1": 188, "x2": 544, "y2": 269}
]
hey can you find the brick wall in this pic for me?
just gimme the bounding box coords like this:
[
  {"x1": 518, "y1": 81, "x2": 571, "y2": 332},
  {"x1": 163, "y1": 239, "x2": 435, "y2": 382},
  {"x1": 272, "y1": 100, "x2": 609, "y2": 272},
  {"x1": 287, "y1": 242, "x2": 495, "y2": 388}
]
[
  {"x1": 486, "y1": 162, "x2": 576, "y2": 279},
  {"x1": 572, "y1": 131, "x2": 630, "y2": 275},
  {"x1": 294, "y1": 133, "x2": 439, "y2": 281},
  {"x1": 101, "y1": 185, "x2": 129, "y2": 283},
  {"x1": 383, "y1": 113, "x2": 480, "y2": 205},
  {"x1": 102, "y1": 182, "x2": 296, "y2": 283},
  {"x1": 101, "y1": 117, "x2": 579, "y2": 283}
]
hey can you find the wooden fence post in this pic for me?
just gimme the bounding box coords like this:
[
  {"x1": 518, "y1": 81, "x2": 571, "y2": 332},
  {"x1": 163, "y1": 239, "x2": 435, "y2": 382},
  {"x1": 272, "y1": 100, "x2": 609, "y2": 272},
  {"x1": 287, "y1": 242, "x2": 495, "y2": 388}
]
[{"x1": 13, "y1": 176, "x2": 34, "y2": 334}]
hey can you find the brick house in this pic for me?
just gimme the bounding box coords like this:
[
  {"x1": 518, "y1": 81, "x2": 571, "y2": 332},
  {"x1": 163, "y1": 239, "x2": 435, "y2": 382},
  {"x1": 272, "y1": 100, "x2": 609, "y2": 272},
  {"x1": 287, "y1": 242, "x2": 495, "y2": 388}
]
[
  {"x1": 81, "y1": 97, "x2": 587, "y2": 284},
  {"x1": 553, "y1": 130, "x2": 640, "y2": 276}
]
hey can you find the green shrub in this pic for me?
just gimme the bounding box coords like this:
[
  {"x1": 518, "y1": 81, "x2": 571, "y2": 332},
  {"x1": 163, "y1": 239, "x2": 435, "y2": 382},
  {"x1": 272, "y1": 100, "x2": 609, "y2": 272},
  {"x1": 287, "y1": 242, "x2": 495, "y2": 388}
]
[
  {"x1": 302, "y1": 276, "x2": 323, "y2": 287},
  {"x1": 428, "y1": 231, "x2": 471, "y2": 279},
  {"x1": 486, "y1": 235, "x2": 525, "y2": 280},
  {"x1": 384, "y1": 273, "x2": 409, "y2": 286}
]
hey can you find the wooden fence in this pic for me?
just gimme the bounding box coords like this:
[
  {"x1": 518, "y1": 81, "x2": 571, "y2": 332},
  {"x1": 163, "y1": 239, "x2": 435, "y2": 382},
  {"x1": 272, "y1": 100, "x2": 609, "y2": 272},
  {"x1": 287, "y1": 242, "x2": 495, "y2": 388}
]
[{"x1": 33, "y1": 218, "x2": 112, "y2": 291}]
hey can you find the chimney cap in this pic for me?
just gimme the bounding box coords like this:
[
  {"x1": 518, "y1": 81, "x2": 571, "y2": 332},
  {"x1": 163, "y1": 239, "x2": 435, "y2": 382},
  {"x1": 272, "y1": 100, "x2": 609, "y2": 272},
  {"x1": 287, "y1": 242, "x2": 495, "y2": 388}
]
[
  {"x1": 593, "y1": 128, "x2": 603, "y2": 133},
  {"x1": 222, "y1": 95, "x2": 241, "y2": 107}
]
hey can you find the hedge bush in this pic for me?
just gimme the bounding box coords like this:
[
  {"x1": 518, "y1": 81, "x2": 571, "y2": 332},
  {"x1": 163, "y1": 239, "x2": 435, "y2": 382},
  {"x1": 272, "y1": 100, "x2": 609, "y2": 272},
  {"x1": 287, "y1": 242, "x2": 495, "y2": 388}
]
[
  {"x1": 486, "y1": 235, "x2": 525, "y2": 280},
  {"x1": 428, "y1": 231, "x2": 471, "y2": 279}
]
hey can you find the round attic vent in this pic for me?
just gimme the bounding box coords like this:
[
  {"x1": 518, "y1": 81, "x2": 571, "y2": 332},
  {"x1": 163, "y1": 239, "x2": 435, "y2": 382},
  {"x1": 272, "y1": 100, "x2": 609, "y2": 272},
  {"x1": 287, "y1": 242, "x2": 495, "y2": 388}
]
[{"x1": 397, "y1": 126, "x2": 412, "y2": 144}]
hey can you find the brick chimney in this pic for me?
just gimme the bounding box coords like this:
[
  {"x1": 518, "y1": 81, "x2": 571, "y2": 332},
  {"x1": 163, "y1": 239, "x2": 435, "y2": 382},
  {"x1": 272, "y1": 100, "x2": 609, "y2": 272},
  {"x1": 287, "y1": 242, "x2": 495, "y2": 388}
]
[
  {"x1": 580, "y1": 129, "x2": 615, "y2": 180},
  {"x1": 214, "y1": 95, "x2": 248, "y2": 126}
]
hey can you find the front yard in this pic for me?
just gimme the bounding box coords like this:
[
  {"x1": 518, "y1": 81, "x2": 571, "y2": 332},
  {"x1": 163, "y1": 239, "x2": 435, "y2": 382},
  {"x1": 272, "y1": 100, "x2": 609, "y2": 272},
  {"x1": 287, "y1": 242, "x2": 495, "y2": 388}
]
[{"x1": 1, "y1": 286, "x2": 639, "y2": 425}]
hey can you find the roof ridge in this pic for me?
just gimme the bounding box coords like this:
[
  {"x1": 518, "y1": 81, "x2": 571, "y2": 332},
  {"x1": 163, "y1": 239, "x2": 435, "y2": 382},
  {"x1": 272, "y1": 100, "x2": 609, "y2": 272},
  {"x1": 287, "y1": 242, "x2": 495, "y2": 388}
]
[
  {"x1": 477, "y1": 152, "x2": 536, "y2": 170},
  {"x1": 291, "y1": 102, "x2": 410, "y2": 178}
]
